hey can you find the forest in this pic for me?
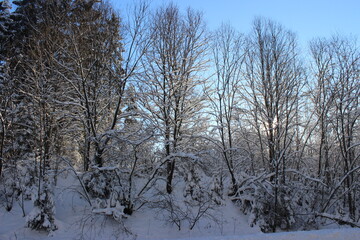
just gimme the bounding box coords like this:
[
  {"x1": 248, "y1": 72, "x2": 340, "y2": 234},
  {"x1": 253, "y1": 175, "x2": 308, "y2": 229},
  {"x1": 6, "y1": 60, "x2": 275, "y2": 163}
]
[{"x1": 0, "y1": 0, "x2": 359, "y2": 238}]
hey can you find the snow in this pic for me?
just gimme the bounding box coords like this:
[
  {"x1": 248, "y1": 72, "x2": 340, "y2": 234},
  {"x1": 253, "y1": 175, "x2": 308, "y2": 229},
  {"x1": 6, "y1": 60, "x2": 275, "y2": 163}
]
[
  {"x1": 144, "y1": 228, "x2": 360, "y2": 240},
  {"x1": 1, "y1": 171, "x2": 359, "y2": 240}
]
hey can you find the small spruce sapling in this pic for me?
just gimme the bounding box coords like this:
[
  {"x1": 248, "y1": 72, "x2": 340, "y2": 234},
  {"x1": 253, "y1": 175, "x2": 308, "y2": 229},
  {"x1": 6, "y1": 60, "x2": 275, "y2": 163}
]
[{"x1": 26, "y1": 175, "x2": 57, "y2": 231}]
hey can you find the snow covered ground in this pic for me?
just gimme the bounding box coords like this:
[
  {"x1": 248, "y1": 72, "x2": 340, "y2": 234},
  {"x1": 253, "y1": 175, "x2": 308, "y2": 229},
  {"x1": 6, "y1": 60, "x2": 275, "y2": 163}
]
[
  {"x1": 1, "y1": 172, "x2": 359, "y2": 240},
  {"x1": 148, "y1": 228, "x2": 360, "y2": 240}
]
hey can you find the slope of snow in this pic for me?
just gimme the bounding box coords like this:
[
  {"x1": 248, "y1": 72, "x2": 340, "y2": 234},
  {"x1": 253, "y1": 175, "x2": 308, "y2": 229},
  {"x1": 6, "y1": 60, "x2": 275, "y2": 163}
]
[
  {"x1": 1, "y1": 172, "x2": 359, "y2": 240},
  {"x1": 125, "y1": 197, "x2": 260, "y2": 240},
  {"x1": 145, "y1": 228, "x2": 360, "y2": 240}
]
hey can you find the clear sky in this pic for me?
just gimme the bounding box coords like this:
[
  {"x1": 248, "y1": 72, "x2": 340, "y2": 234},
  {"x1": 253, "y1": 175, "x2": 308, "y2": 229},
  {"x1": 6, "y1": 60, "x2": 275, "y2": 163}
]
[{"x1": 111, "y1": 0, "x2": 360, "y2": 51}]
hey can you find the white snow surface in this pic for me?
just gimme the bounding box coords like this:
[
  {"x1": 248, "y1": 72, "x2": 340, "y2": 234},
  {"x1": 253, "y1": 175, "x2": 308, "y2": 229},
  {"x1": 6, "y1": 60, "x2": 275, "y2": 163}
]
[
  {"x1": 146, "y1": 228, "x2": 360, "y2": 240},
  {"x1": 1, "y1": 171, "x2": 359, "y2": 240}
]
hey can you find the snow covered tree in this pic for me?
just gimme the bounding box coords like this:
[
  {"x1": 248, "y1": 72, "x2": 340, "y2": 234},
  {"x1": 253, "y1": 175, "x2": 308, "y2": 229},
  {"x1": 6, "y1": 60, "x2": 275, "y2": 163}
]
[
  {"x1": 139, "y1": 3, "x2": 209, "y2": 194},
  {"x1": 241, "y1": 18, "x2": 305, "y2": 231},
  {"x1": 3, "y1": 0, "x2": 122, "y2": 230},
  {"x1": 207, "y1": 24, "x2": 245, "y2": 194},
  {"x1": 5, "y1": 0, "x2": 124, "y2": 173},
  {"x1": 73, "y1": 1, "x2": 156, "y2": 218},
  {"x1": 243, "y1": 18, "x2": 304, "y2": 177},
  {"x1": 52, "y1": 0, "x2": 152, "y2": 172},
  {"x1": 0, "y1": 64, "x2": 9, "y2": 177},
  {"x1": 310, "y1": 36, "x2": 360, "y2": 222},
  {"x1": 3, "y1": 0, "x2": 72, "y2": 231},
  {"x1": 0, "y1": 0, "x2": 12, "y2": 174},
  {"x1": 310, "y1": 38, "x2": 335, "y2": 180},
  {"x1": 327, "y1": 37, "x2": 359, "y2": 221},
  {"x1": 0, "y1": 0, "x2": 40, "y2": 185},
  {"x1": 0, "y1": 0, "x2": 11, "y2": 61},
  {"x1": 26, "y1": 175, "x2": 57, "y2": 231}
]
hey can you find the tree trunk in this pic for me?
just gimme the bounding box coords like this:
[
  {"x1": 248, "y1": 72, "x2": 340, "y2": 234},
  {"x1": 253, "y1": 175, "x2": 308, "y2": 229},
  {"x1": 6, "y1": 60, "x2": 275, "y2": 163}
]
[
  {"x1": 0, "y1": 119, "x2": 4, "y2": 177},
  {"x1": 166, "y1": 159, "x2": 175, "y2": 194},
  {"x1": 94, "y1": 143, "x2": 104, "y2": 168}
]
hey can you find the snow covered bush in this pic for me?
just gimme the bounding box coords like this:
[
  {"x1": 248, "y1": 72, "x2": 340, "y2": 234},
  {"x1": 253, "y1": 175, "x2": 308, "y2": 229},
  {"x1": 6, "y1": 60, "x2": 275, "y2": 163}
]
[
  {"x1": 92, "y1": 194, "x2": 127, "y2": 223},
  {"x1": 210, "y1": 175, "x2": 224, "y2": 205},
  {"x1": 1, "y1": 173, "x2": 19, "y2": 212},
  {"x1": 26, "y1": 176, "x2": 57, "y2": 231},
  {"x1": 152, "y1": 186, "x2": 216, "y2": 231},
  {"x1": 231, "y1": 171, "x2": 336, "y2": 232},
  {"x1": 15, "y1": 160, "x2": 36, "y2": 200},
  {"x1": 149, "y1": 164, "x2": 217, "y2": 231},
  {"x1": 232, "y1": 173, "x2": 296, "y2": 232},
  {"x1": 83, "y1": 166, "x2": 134, "y2": 221},
  {"x1": 0, "y1": 160, "x2": 35, "y2": 212},
  {"x1": 184, "y1": 167, "x2": 206, "y2": 203},
  {"x1": 83, "y1": 167, "x2": 114, "y2": 199}
]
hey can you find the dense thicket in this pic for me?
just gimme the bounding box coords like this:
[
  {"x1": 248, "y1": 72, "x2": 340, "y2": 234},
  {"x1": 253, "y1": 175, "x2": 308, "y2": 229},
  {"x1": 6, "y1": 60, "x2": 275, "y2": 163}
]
[{"x1": 0, "y1": 0, "x2": 359, "y2": 233}]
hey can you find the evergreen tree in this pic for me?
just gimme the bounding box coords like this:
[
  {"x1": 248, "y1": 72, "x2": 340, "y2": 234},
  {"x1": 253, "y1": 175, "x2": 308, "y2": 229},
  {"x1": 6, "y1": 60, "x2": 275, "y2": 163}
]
[
  {"x1": 5, "y1": 0, "x2": 40, "y2": 166},
  {"x1": 6, "y1": 0, "x2": 61, "y2": 231},
  {"x1": 0, "y1": 0, "x2": 11, "y2": 61},
  {"x1": 0, "y1": 1, "x2": 12, "y2": 177}
]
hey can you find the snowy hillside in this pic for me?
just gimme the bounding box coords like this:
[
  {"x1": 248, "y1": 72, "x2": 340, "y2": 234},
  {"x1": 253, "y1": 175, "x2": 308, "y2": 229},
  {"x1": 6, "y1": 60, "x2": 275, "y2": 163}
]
[
  {"x1": 1, "y1": 172, "x2": 358, "y2": 240},
  {"x1": 148, "y1": 228, "x2": 360, "y2": 240}
]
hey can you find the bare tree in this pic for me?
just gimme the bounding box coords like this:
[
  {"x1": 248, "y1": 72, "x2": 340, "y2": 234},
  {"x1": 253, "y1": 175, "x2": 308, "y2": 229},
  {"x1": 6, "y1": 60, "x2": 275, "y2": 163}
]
[
  {"x1": 242, "y1": 17, "x2": 304, "y2": 231},
  {"x1": 139, "y1": 3, "x2": 209, "y2": 194},
  {"x1": 310, "y1": 38, "x2": 336, "y2": 180},
  {"x1": 62, "y1": 0, "x2": 151, "y2": 170},
  {"x1": 328, "y1": 36, "x2": 359, "y2": 220},
  {"x1": 309, "y1": 36, "x2": 360, "y2": 222},
  {"x1": 207, "y1": 23, "x2": 245, "y2": 194},
  {"x1": 63, "y1": 1, "x2": 122, "y2": 169}
]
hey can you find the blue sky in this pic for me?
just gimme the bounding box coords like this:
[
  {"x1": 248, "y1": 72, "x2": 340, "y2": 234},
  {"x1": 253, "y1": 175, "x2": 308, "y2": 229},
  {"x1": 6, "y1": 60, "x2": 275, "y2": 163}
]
[{"x1": 111, "y1": 0, "x2": 360, "y2": 51}]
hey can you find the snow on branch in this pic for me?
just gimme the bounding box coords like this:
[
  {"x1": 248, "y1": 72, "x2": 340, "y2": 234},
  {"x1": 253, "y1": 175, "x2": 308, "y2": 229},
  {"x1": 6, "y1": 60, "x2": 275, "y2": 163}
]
[{"x1": 316, "y1": 213, "x2": 360, "y2": 228}]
